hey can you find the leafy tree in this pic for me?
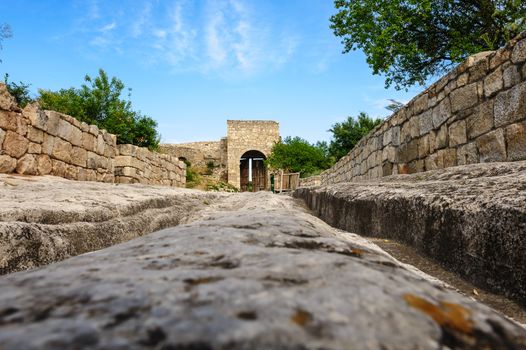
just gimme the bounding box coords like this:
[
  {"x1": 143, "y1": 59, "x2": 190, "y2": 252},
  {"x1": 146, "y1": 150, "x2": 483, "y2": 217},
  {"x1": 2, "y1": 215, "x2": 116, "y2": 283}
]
[
  {"x1": 4, "y1": 73, "x2": 33, "y2": 107},
  {"x1": 0, "y1": 23, "x2": 12, "y2": 63},
  {"x1": 330, "y1": 0, "x2": 526, "y2": 89},
  {"x1": 39, "y1": 69, "x2": 160, "y2": 150},
  {"x1": 328, "y1": 112, "x2": 382, "y2": 161},
  {"x1": 266, "y1": 136, "x2": 333, "y2": 177}
]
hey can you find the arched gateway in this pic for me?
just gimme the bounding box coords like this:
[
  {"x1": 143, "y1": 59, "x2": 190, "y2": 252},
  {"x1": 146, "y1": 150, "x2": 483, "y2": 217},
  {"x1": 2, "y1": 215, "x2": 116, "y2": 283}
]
[{"x1": 240, "y1": 150, "x2": 267, "y2": 192}]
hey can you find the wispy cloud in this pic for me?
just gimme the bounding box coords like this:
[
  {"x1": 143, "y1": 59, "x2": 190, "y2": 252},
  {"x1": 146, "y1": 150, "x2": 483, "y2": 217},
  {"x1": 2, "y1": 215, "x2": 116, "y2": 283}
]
[{"x1": 67, "y1": 0, "x2": 298, "y2": 78}]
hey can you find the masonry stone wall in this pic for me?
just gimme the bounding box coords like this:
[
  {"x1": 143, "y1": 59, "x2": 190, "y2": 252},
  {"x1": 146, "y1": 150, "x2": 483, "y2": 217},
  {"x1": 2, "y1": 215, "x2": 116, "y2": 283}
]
[
  {"x1": 226, "y1": 120, "x2": 280, "y2": 188},
  {"x1": 160, "y1": 141, "x2": 223, "y2": 168},
  {"x1": 0, "y1": 84, "x2": 185, "y2": 187},
  {"x1": 299, "y1": 175, "x2": 321, "y2": 188},
  {"x1": 316, "y1": 31, "x2": 526, "y2": 186}
]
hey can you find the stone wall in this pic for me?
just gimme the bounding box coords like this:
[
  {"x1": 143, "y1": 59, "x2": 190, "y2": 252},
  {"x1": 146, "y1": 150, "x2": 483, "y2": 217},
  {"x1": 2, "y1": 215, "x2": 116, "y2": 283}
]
[
  {"x1": 226, "y1": 120, "x2": 280, "y2": 188},
  {"x1": 318, "y1": 31, "x2": 526, "y2": 185},
  {"x1": 115, "y1": 144, "x2": 185, "y2": 186},
  {"x1": 0, "y1": 84, "x2": 185, "y2": 187},
  {"x1": 160, "y1": 140, "x2": 223, "y2": 168},
  {"x1": 299, "y1": 175, "x2": 321, "y2": 187}
]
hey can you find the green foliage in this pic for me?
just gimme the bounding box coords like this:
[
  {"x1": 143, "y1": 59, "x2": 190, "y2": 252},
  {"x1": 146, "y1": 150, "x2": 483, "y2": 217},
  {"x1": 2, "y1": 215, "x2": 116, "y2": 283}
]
[
  {"x1": 185, "y1": 166, "x2": 200, "y2": 187},
  {"x1": 330, "y1": 0, "x2": 526, "y2": 89},
  {"x1": 38, "y1": 69, "x2": 160, "y2": 150},
  {"x1": 266, "y1": 136, "x2": 333, "y2": 177},
  {"x1": 206, "y1": 181, "x2": 239, "y2": 192},
  {"x1": 328, "y1": 112, "x2": 382, "y2": 161},
  {"x1": 4, "y1": 74, "x2": 33, "y2": 107}
]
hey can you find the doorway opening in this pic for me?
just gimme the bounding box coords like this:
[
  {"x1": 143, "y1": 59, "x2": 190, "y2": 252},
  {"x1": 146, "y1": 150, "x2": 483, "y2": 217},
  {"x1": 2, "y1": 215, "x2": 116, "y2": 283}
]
[{"x1": 240, "y1": 150, "x2": 267, "y2": 192}]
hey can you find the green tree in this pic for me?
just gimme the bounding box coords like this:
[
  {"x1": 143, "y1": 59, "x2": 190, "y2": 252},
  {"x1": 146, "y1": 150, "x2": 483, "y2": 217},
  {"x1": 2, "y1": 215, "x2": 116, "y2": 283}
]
[
  {"x1": 4, "y1": 73, "x2": 33, "y2": 107},
  {"x1": 39, "y1": 69, "x2": 160, "y2": 150},
  {"x1": 328, "y1": 112, "x2": 382, "y2": 161},
  {"x1": 266, "y1": 136, "x2": 333, "y2": 177},
  {"x1": 330, "y1": 0, "x2": 526, "y2": 89},
  {"x1": 0, "y1": 23, "x2": 12, "y2": 63}
]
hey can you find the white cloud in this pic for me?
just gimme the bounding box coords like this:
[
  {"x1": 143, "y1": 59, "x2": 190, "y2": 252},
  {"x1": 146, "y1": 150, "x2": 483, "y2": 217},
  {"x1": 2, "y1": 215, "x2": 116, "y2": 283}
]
[{"x1": 99, "y1": 21, "x2": 116, "y2": 32}]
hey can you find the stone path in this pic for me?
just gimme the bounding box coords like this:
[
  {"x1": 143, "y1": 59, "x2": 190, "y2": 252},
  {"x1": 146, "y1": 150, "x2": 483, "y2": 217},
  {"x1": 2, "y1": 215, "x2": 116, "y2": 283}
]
[{"x1": 1, "y1": 188, "x2": 525, "y2": 349}]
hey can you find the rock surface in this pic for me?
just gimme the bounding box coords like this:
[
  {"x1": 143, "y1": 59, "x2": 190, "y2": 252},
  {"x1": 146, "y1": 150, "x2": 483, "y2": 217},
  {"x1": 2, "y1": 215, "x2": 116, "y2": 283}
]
[
  {"x1": 1, "y1": 191, "x2": 526, "y2": 349},
  {"x1": 0, "y1": 174, "x2": 226, "y2": 274},
  {"x1": 295, "y1": 161, "x2": 526, "y2": 306}
]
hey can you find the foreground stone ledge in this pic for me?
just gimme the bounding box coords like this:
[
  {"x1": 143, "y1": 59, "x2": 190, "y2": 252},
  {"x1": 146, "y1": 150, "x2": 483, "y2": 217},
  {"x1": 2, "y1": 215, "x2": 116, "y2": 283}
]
[
  {"x1": 0, "y1": 174, "x2": 226, "y2": 274},
  {"x1": 0, "y1": 192, "x2": 525, "y2": 349},
  {"x1": 295, "y1": 161, "x2": 526, "y2": 306}
]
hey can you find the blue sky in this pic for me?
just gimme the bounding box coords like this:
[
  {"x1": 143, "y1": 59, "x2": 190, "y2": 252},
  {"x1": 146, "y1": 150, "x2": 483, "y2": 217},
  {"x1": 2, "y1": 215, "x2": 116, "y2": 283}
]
[{"x1": 0, "y1": 0, "x2": 422, "y2": 144}]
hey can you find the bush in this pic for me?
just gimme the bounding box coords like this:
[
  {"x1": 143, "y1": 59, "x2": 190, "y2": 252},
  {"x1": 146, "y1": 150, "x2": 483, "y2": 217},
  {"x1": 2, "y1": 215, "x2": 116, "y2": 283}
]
[{"x1": 38, "y1": 69, "x2": 160, "y2": 150}]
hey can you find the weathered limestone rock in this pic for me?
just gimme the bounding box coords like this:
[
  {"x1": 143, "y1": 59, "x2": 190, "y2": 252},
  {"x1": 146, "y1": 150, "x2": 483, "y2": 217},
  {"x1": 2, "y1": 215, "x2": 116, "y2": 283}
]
[
  {"x1": 476, "y1": 129, "x2": 507, "y2": 162},
  {"x1": 448, "y1": 120, "x2": 467, "y2": 147},
  {"x1": 2, "y1": 131, "x2": 28, "y2": 158},
  {"x1": 15, "y1": 154, "x2": 37, "y2": 175},
  {"x1": 36, "y1": 155, "x2": 52, "y2": 175},
  {"x1": 296, "y1": 161, "x2": 526, "y2": 306},
  {"x1": 466, "y1": 100, "x2": 494, "y2": 140},
  {"x1": 511, "y1": 38, "x2": 526, "y2": 63},
  {"x1": 432, "y1": 97, "x2": 451, "y2": 128},
  {"x1": 0, "y1": 175, "x2": 226, "y2": 274},
  {"x1": 503, "y1": 64, "x2": 521, "y2": 88},
  {"x1": 0, "y1": 111, "x2": 18, "y2": 132},
  {"x1": 51, "y1": 138, "x2": 72, "y2": 163},
  {"x1": 506, "y1": 122, "x2": 526, "y2": 161},
  {"x1": 0, "y1": 155, "x2": 16, "y2": 173},
  {"x1": 494, "y1": 81, "x2": 526, "y2": 127},
  {"x1": 450, "y1": 83, "x2": 478, "y2": 112},
  {"x1": 1, "y1": 189, "x2": 526, "y2": 349},
  {"x1": 483, "y1": 68, "x2": 503, "y2": 97},
  {"x1": 0, "y1": 83, "x2": 17, "y2": 111}
]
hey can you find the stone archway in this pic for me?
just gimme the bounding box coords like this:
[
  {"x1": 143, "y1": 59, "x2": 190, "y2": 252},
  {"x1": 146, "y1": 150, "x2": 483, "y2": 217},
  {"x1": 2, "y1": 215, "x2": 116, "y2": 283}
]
[{"x1": 240, "y1": 150, "x2": 267, "y2": 192}]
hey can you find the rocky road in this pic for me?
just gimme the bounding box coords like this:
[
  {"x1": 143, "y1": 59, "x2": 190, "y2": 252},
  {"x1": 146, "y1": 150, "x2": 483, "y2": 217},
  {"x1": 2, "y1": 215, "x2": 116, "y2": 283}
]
[{"x1": 0, "y1": 182, "x2": 525, "y2": 349}]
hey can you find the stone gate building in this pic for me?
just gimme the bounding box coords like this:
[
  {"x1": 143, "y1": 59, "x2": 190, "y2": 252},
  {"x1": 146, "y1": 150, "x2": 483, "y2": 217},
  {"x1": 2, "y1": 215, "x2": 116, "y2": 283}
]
[{"x1": 160, "y1": 120, "x2": 280, "y2": 191}]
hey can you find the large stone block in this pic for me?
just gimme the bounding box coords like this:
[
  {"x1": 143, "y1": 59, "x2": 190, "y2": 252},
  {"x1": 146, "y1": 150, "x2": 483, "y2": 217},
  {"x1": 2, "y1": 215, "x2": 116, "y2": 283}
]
[
  {"x1": 44, "y1": 111, "x2": 62, "y2": 136},
  {"x1": 81, "y1": 132, "x2": 96, "y2": 152},
  {"x1": 438, "y1": 148, "x2": 457, "y2": 168},
  {"x1": 57, "y1": 119, "x2": 82, "y2": 147},
  {"x1": 399, "y1": 140, "x2": 418, "y2": 163},
  {"x1": 413, "y1": 93, "x2": 428, "y2": 114},
  {"x1": 511, "y1": 37, "x2": 526, "y2": 63},
  {"x1": 96, "y1": 134, "x2": 105, "y2": 155},
  {"x1": 490, "y1": 48, "x2": 509, "y2": 69},
  {"x1": 0, "y1": 83, "x2": 17, "y2": 111},
  {"x1": 24, "y1": 103, "x2": 47, "y2": 131},
  {"x1": 494, "y1": 81, "x2": 526, "y2": 127},
  {"x1": 457, "y1": 142, "x2": 479, "y2": 165},
  {"x1": 418, "y1": 109, "x2": 433, "y2": 135},
  {"x1": 483, "y1": 68, "x2": 503, "y2": 98},
  {"x1": 71, "y1": 146, "x2": 88, "y2": 167},
  {"x1": 432, "y1": 97, "x2": 451, "y2": 128},
  {"x1": 51, "y1": 159, "x2": 67, "y2": 177},
  {"x1": 27, "y1": 142, "x2": 41, "y2": 154},
  {"x1": 503, "y1": 64, "x2": 521, "y2": 88},
  {"x1": 0, "y1": 128, "x2": 4, "y2": 147},
  {"x1": 87, "y1": 151, "x2": 108, "y2": 170},
  {"x1": 466, "y1": 100, "x2": 494, "y2": 140},
  {"x1": 450, "y1": 83, "x2": 478, "y2": 113},
  {"x1": 0, "y1": 110, "x2": 18, "y2": 131},
  {"x1": 36, "y1": 154, "x2": 52, "y2": 175},
  {"x1": 476, "y1": 129, "x2": 507, "y2": 162},
  {"x1": 27, "y1": 126, "x2": 44, "y2": 143},
  {"x1": 435, "y1": 124, "x2": 448, "y2": 150},
  {"x1": 448, "y1": 120, "x2": 467, "y2": 147},
  {"x1": 417, "y1": 135, "x2": 429, "y2": 159},
  {"x1": 52, "y1": 138, "x2": 73, "y2": 163},
  {"x1": 16, "y1": 154, "x2": 37, "y2": 175},
  {"x1": 42, "y1": 133, "x2": 55, "y2": 155},
  {"x1": 2, "y1": 131, "x2": 28, "y2": 158},
  {"x1": 505, "y1": 121, "x2": 526, "y2": 161},
  {"x1": 0, "y1": 154, "x2": 16, "y2": 173}
]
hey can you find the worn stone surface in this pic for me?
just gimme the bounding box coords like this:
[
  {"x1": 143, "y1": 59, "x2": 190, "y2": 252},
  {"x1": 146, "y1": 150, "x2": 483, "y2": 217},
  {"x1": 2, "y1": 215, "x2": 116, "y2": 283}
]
[
  {"x1": 2, "y1": 131, "x2": 28, "y2": 158},
  {"x1": 476, "y1": 129, "x2": 507, "y2": 162},
  {"x1": 296, "y1": 161, "x2": 526, "y2": 306},
  {"x1": 0, "y1": 155, "x2": 16, "y2": 173},
  {"x1": 450, "y1": 83, "x2": 478, "y2": 112},
  {"x1": 506, "y1": 122, "x2": 526, "y2": 161},
  {"x1": 15, "y1": 154, "x2": 37, "y2": 175},
  {"x1": 1, "y1": 188, "x2": 526, "y2": 349},
  {"x1": 494, "y1": 81, "x2": 526, "y2": 127},
  {"x1": 0, "y1": 175, "x2": 225, "y2": 274}
]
